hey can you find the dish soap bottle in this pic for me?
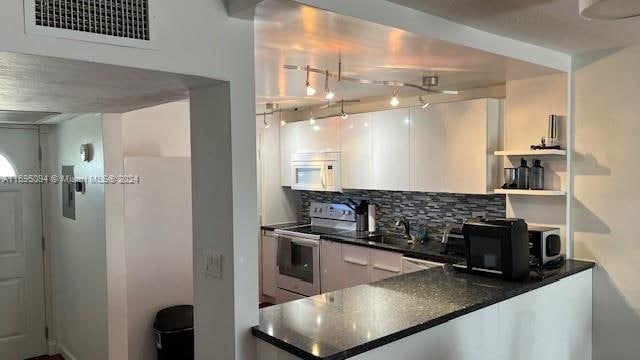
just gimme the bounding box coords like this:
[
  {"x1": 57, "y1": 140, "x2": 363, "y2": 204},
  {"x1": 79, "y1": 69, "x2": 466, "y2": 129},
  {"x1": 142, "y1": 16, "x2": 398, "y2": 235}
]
[
  {"x1": 530, "y1": 159, "x2": 544, "y2": 190},
  {"x1": 516, "y1": 158, "x2": 530, "y2": 189}
]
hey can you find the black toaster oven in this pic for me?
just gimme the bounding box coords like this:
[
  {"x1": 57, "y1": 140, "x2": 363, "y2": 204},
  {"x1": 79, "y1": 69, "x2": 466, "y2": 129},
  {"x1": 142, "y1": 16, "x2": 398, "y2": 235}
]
[{"x1": 461, "y1": 218, "x2": 530, "y2": 281}]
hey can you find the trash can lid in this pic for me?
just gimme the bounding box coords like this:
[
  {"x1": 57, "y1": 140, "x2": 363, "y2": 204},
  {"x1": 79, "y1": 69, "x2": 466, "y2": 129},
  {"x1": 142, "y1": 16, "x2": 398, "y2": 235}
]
[{"x1": 154, "y1": 305, "x2": 193, "y2": 332}]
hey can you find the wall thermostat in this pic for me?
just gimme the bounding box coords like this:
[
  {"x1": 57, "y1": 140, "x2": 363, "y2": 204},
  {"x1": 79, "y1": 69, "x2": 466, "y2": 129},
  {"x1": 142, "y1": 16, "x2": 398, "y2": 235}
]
[{"x1": 80, "y1": 143, "x2": 92, "y2": 162}]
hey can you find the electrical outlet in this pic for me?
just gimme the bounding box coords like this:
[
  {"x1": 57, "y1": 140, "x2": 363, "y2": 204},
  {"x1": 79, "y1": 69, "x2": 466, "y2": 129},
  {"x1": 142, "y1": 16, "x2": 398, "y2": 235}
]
[
  {"x1": 472, "y1": 211, "x2": 487, "y2": 219},
  {"x1": 203, "y1": 251, "x2": 222, "y2": 278}
]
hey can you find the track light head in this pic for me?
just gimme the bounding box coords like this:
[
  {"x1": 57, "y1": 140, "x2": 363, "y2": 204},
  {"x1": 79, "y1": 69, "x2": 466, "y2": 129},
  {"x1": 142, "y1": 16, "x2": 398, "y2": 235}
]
[
  {"x1": 305, "y1": 65, "x2": 316, "y2": 96},
  {"x1": 390, "y1": 84, "x2": 400, "y2": 107},
  {"x1": 324, "y1": 70, "x2": 335, "y2": 100},
  {"x1": 341, "y1": 112, "x2": 348, "y2": 120}
]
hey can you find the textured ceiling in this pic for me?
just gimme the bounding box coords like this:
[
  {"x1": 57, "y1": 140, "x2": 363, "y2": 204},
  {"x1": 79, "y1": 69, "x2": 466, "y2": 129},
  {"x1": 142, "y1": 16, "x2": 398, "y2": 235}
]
[
  {"x1": 388, "y1": 0, "x2": 640, "y2": 55},
  {"x1": 255, "y1": 0, "x2": 560, "y2": 108},
  {"x1": 0, "y1": 52, "x2": 218, "y2": 115}
]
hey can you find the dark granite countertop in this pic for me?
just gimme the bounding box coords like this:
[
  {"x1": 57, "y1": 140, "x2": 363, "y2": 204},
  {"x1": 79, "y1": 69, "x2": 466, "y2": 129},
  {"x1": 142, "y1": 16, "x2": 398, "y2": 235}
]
[
  {"x1": 320, "y1": 232, "x2": 464, "y2": 264},
  {"x1": 252, "y1": 259, "x2": 595, "y2": 360},
  {"x1": 261, "y1": 222, "x2": 463, "y2": 264},
  {"x1": 261, "y1": 222, "x2": 307, "y2": 231}
]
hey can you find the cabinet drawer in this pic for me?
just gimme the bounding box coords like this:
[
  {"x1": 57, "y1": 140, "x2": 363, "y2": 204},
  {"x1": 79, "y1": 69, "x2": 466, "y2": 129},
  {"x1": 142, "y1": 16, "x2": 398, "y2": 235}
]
[
  {"x1": 342, "y1": 244, "x2": 371, "y2": 287},
  {"x1": 370, "y1": 249, "x2": 402, "y2": 281}
]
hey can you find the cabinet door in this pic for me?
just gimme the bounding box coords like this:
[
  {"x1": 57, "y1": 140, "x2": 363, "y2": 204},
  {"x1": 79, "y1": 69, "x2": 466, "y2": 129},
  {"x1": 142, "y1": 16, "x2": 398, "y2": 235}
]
[
  {"x1": 341, "y1": 244, "x2": 371, "y2": 288},
  {"x1": 320, "y1": 241, "x2": 344, "y2": 293},
  {"x1": 296, "y1": 117, "x2": 341, "y2": 153},
  {"x1": 410, "y1": 105, "x2": 446, "y2": 192},
  {"x1": 261, "y1": 234, "x2": 278, "y2": 298},
  {"x1": 340, "y1": 112, "x2": 373, "y2": 189},
  {"x1": 372, "y1": 108, "x2": 411, "y2": 191},
  {"x1": 445, "y1": 99, "x2": 490, "y2": 194},
  {"x1": 370, "y1": 249, "x2": 403, "y2": 282},
  {"x1": 280, "y1": 121, "x2": 298, "y2": 186}
]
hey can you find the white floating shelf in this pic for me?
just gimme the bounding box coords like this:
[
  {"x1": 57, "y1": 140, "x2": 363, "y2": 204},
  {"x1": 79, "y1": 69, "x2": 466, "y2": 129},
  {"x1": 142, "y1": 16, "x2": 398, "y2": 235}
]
[
  {"x1": 494, "y1": 189, "x2": 566, "y2": 196},
  {"x1": 494, "y1": 149, "x2": 567, "y2": 156}
]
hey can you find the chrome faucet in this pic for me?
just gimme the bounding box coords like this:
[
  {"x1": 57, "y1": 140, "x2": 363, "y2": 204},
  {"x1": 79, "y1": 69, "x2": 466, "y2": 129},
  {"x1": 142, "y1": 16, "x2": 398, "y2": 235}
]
[{"x1": 395, "y1": 217, "x2": 411, "y2": 240}]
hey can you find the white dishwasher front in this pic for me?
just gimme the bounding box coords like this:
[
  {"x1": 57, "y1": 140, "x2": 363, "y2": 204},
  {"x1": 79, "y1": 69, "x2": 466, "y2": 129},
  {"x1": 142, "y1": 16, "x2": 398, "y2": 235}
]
[{"x1": 402, "y1": 257, "x2": 444, "y2": 274}]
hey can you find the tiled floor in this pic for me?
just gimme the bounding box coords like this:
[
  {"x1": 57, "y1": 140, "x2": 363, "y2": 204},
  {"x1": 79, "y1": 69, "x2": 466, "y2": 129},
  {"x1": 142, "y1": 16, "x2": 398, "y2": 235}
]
[{"x1": 26, "y1": 355, "x2": 65, "y2": 360}]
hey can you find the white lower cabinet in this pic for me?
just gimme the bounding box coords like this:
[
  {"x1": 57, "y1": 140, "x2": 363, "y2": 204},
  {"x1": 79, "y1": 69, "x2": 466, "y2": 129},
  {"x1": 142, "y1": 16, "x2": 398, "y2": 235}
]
[
  {"x1": 261, "y1": 232, "x2": 278, "y2": 299},
  {"x1": 370, "y1": 249, "x2": 403, "y2": 281},
  {"x1": 320, "y1": 241, "x2": 404, "y2": 292},
  {"x1": 341, "y1": 244, "x2": 372, "y2": 288},
  {"x1": 320, "y1": 240, "x2": 345, "y2": 293}
]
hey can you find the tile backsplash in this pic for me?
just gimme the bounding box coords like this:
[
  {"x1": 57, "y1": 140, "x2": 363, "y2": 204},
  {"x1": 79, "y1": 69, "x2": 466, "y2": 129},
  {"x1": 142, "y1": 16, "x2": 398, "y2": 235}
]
[{"x1": 299, "y1": 190, "x2": 506, "y2": 239}]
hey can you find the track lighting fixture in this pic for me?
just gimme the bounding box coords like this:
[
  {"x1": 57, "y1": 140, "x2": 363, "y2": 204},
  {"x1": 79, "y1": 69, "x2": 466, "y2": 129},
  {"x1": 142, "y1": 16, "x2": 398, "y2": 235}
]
[
  {"x1": 390, "y1": 85, "x2": 399, "y2": 107},
  {"x1": 340, "y1": 99, "x2": 349, "y2": 119},
  {"x1": 419, "y1": 94, "x2": 430, "y2": 109},
  {"x1": 309, "y1": 110, "x2": 316, "y2": 125},
  {"x1": 324, "y1": 70, "x2": 335, "y2": 100},
  {"x1": 305, "y1": 65, "x2": 316, "y2": 96},
  {"x1": 263, "y1": 113, "x2": 270, "y2": 129}
]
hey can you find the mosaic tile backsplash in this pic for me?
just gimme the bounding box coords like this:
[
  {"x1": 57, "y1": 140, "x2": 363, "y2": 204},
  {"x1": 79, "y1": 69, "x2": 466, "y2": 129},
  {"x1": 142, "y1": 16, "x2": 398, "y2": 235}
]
[{"x1": 299, "y1": 190, "x2": 506, "y2": 239}]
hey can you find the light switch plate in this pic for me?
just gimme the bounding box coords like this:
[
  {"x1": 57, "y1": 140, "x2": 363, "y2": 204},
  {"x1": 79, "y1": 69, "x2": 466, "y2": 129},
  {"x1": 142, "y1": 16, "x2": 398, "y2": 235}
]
[{"x1": 203, "y1": 250, "x2": 222, "y2": 278}]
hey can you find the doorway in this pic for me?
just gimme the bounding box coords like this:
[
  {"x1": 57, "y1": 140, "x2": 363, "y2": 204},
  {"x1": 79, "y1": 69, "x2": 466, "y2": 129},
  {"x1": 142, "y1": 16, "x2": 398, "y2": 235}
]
[{"x1": 0, "y1": 127, "x2": 46, "y2": 359}]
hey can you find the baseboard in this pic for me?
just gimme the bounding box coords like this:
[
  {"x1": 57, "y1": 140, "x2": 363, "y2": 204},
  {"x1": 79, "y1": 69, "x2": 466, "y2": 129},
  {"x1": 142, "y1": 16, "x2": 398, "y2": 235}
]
[
  {"x1": 57, "y1": 343, "x2": 79, "y2": 360},
  {"x1": 48, "y1": 339, "x2": 58, "y2": 355}
]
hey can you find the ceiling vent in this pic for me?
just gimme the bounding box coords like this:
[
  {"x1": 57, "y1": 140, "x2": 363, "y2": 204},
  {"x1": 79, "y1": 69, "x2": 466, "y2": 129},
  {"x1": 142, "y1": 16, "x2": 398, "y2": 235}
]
[
  {"x1": 579, "y1": 0, "x2": 640, "y2": 20},
  {"x1": 25, "y1": 0, "x2": 158, "y2": 48}
]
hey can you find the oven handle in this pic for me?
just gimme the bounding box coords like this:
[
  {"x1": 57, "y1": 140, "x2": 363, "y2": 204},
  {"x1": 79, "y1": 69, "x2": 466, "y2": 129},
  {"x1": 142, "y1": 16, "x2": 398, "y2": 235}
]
[{"x1": 291, "y1": 238, "x2": 320, "y2": 247}]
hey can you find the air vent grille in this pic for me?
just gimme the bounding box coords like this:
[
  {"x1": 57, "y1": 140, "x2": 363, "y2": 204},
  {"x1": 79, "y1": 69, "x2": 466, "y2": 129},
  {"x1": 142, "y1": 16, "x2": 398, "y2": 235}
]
[{"x1": 34, "y1": 0, "x2": 150, "y2": 41}]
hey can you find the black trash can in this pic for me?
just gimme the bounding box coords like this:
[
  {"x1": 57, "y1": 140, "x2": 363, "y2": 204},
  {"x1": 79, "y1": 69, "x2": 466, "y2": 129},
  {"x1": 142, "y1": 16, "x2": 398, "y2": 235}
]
[{"x1": 153, "y1": 305, "x2": 194, "y2": 360}]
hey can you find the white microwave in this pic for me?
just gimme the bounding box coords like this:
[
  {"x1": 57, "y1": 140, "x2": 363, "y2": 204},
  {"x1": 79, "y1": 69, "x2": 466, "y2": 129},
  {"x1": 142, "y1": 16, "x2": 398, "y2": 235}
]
[{"x1": 290, "y1": 152, "x2": 342, "y2": 192}]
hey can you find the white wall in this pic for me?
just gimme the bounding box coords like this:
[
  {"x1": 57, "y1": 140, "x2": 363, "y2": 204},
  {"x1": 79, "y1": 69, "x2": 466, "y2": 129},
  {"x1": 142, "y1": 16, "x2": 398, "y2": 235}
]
[
  {"x1": 122, "y1": 101, "x2": 191, "y2": 157},
  {"x1": 47, "y1": 114, "x2": 108, "y2": 360},
  {"x1": 0, "y1": 1, "x2": 258, "y2": 359},
  {"x1": 573, "y1": 45, "x2": 640, "y2": 360},
  {"x1": 504, "y1": 74, "x2": 569, "y2": 250},
  {"x1": 124, "y1": 157, "x2": 193, "y2": 360}
]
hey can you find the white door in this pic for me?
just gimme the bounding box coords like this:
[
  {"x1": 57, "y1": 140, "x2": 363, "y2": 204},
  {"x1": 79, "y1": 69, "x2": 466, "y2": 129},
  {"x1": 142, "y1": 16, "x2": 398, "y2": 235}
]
[{"x1": 0, "y1": 128, "x2": 46, "y2": 359}]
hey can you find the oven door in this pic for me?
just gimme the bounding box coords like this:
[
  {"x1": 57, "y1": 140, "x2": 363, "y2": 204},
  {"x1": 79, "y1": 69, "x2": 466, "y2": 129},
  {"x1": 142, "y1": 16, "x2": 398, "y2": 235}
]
[{"x1": 276, "y1": 235, "x2": 320, "y2": 297}]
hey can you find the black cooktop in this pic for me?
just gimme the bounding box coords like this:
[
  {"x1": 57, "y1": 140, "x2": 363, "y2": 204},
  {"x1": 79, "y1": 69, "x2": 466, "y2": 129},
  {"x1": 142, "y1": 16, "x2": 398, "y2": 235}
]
[{"x1": 278, "y1": 224, "x2": 373, "y2": 238}]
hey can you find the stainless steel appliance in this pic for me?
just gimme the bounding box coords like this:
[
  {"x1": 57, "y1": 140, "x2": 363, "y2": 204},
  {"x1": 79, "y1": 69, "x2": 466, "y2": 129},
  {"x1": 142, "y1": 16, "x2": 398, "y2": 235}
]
[
  {"x1": 528, "y1": 226, "x2": 562, "y2": 265},
  {"x1": 460, "y1": 218, "x2": 530, "y2": 281},
  {"x1": 290, "y1": 152, "x2": 342, "y2": 192},
  {"x1": 274, "y1": 202, "x2": 355, "y2": 302}
]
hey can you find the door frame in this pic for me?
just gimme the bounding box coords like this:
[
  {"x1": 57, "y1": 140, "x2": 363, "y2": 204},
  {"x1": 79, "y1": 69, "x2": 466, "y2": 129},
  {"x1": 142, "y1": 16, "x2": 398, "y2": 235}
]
[{"x1": 0, "y1": 124, "x2": 52, "y2": 357}]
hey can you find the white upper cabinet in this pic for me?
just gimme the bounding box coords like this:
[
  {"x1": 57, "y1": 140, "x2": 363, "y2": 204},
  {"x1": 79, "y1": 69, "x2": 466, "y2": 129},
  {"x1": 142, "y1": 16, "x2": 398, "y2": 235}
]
[
  {"x1": 295, "y1": 117, "x2": 341, "y2": 153},
  {"x1": 340, "y1": 112, "x2": 373, "y2": 189},
  {"x1": 279, "y1": 121, "x2": 298, "y2": 186},
  {"x1": 410, "y1": 104, "x2": 446, "y2": 192},
  {"x1": 444, "y1": 98, "x2": 500, "y2": 194},
  {"x1": 372, "y1": 108, "x2": 411, "y2": 191}
]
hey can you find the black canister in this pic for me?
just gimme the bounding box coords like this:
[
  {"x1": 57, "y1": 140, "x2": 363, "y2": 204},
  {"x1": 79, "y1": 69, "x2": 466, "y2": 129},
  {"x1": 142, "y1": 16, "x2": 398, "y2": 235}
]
[{"x1": 516, "y1": 158, "x2": 530, "y2": 189}]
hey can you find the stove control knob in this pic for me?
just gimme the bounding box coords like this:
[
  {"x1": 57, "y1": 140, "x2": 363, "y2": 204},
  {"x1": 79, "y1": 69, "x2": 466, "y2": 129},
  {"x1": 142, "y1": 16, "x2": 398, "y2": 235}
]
[{"x1": 313, "y1": 208, "x2": 318, "y2": 213}]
